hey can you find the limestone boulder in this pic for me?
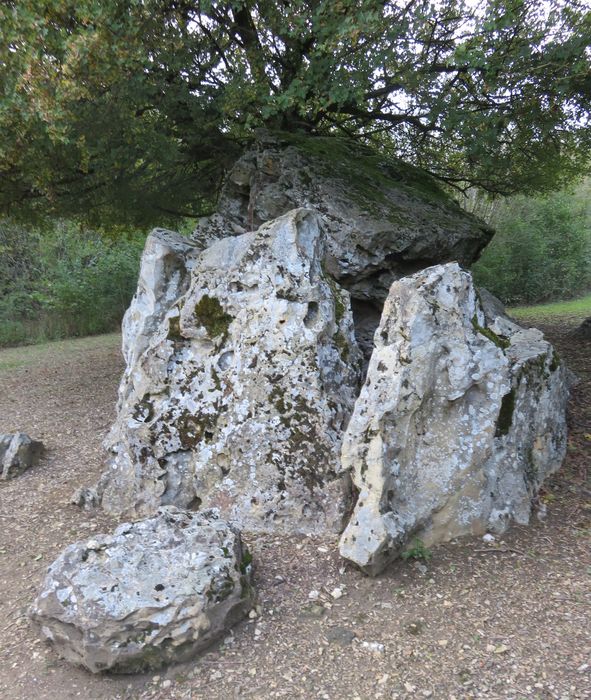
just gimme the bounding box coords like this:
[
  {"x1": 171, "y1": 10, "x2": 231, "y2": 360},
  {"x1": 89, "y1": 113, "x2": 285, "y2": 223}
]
[
  {"x1": 194, "y1": 132, "x2": 492, "y2": 307},
  {"x1": 0, "y1": 432, "x2": 44, "y2": 480},
  {"x1": 339, "y1": 263, "x2": 568, "y2": 575},
  {"x1": 29, "y1": 507, "x2": 254, "y2": 673},
  {"x1": 97, "y1": 209, "x2": 361, "y2": 532}
]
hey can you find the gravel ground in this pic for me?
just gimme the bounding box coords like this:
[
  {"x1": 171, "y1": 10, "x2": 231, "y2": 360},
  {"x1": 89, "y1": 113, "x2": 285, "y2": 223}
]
[{"x1": 0, "y1": 323, "x2": 589, "y2": 700}]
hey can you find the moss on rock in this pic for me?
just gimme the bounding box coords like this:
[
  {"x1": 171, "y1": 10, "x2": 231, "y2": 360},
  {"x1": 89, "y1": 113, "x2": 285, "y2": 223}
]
[
  {"x1": 495, "y1": 388, "x2": 516, "y2": 437},
  {"x1": 194, "y1": 295, "x2": 233, "y2": 341}
]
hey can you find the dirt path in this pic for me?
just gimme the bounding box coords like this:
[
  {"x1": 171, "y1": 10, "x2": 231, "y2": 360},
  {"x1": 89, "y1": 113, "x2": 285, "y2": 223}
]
[{"x1": 0, "y1": 326, "x2": 589, "y2": 700}]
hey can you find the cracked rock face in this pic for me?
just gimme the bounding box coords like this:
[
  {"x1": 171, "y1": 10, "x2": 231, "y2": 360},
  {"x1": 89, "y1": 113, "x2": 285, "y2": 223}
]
[
  {"x1": 29, "y1": 507, "x2": 254, "y2": 674},
  {"x1": 339, "y1": 263, "x2": 569, "y2": 576},
  {"x1": 98, "y1": 209, "x2": 361, "y2": 532},
  {"x1": 0, "y1": 432, "x2": 44, "y2": 480}
]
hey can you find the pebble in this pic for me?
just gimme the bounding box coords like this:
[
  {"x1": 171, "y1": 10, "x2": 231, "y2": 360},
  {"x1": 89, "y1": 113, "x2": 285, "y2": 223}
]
[
  {"x1": 330, "y1": 587, "x2": 343, "y2": 600},
  {"x1": 482, "y1": 533, "x2": 495, "y2": 543},
  {"x1": 361, "y1": 641, "x2": 385, "y2": 654},
  {"x1": 308, "y1": 590, "x2": 320, "y2": 600}
]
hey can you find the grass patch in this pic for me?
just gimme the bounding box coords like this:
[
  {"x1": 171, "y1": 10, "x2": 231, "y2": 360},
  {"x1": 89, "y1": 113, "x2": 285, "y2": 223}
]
[
  {"x1": 508, "y1": 294, "x2": 591, "y2": 322},
  {"x1": 0, "y1": 333, "x2": 121, "y2": 373}
]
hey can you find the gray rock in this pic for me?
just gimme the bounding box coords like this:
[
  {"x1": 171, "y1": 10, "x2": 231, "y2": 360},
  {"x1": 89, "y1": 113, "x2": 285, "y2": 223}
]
[
  {"x1": 97, "y1": 209, "x2": 361, "y2": 532},
  {"x1": 193, "y1": 133, "x2": 492, "y2": 307},
  {"x1": 339, "y1": 263, "x2": 569, "y2": 575},
  {"x1": 573, "y1": 317, "x2": 591, "y2": 339},
  {"x1": 0, "y1": 432, "x2": 44, "y2": 480},
  {"x1": 29, "y1": 507, "x2": 254, "y2": 673}
]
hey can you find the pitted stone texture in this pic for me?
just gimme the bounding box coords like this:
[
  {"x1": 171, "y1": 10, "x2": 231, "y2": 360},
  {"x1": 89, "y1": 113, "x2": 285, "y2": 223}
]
[
  {"x1": 0, "y1": 432, "x2": 44, "y2": 480},
  {"x1": 339, "y1": 263, "x2": 568, "y2": 575},
  {"x1": 29, "y1": 507, "x2": 254, "y2": 674},
  {"x1": 99, "y1": 209, "x2": 361, "y2": 532},
  {"x1": 193, "y1": 133, "x2": 492, "y2": 305}
]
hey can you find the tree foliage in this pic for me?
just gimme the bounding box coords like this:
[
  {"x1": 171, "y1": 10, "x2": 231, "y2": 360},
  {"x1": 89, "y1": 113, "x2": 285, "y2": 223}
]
[{"x1": 1, "y1": 0, "x2": 590, "y2": 225}]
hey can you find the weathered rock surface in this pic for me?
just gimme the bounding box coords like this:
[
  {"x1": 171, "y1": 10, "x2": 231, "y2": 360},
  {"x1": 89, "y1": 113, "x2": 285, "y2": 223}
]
[
  {"x1": 339, "y1": 263, "x2": 569, "y2": 575},
  {"x1": 0, "y1": 432, "x2": 44, "y2": 480},
  {"x1": 193, "y1": 132, "x2": 493, "y2": 309},
  {"x1": 97, "y1": 209, "x2": 361, "y2": 532},
  {"x1": 29, "y1": 507, "x2": 254, "y2": 673}
]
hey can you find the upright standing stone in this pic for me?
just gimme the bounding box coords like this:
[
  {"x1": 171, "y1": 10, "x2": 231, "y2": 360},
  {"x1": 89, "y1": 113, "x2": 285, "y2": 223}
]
[
  {"x1": 339, "y1": 264, "x2": 568, "y2": 575},
  {"x1": 99, "y1": 209, "x2": 361, "y2": 533}
]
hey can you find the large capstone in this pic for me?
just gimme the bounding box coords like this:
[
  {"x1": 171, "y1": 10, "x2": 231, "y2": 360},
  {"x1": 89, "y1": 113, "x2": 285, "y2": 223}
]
[
  {"x1": 0, "y1": 432, "x2": 44, "y2": 480},
  {"x1": 194, "y1": 132, "x2": 492, "y2": 308},
  {"x1": 339, "y1": 263, "x2": 569, "y2": 576},
  {"x1": 29, "y1": 507, "x2": 254, "y2": 673},
  {"x1": 97, "y1": 209, "x2": 361, "y2": 532}
]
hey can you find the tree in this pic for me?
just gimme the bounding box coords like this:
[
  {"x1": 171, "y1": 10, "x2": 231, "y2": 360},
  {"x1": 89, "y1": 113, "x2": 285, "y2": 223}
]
[
  {"x1": 1, "y1": 0, "x2": 590, "y2": 226},
  {"x1": 472, "y1": 183, "x2": 591, "y2": 304}
]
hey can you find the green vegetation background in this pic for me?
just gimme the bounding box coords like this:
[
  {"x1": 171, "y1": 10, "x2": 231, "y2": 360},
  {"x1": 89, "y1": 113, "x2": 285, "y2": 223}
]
[
  {"x1": 0, "y1": 220, "x2": 145, "y2": 346},
  {"x1": 473, "y1": 179, "x2": 591, "y2": 305}
]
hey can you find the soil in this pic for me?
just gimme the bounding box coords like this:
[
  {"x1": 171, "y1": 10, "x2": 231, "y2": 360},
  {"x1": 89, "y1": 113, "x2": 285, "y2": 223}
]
[{"x1": 0, "y1": 322, "x2": 589, "y2": 700}]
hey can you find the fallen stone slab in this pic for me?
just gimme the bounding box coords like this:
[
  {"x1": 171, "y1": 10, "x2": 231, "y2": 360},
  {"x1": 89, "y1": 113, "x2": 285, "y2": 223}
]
[
  {"x1": 29, "y1": 507, "x2": 254, "y2": 673},
  {"x1": 339, "y1": 263, "x2": 569, "y2": 575},
  {"x1": 0, "y1": 432, "x2": 44, "y2": 480}
]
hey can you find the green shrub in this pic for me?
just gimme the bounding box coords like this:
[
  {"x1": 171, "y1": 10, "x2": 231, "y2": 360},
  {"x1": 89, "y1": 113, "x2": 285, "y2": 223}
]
[
  {"x1": 473, "y1": 183, "x2": 591, "y2": 305},
  {"x1": 0, "y1": 220, "x2": 145, "y2": 346}
]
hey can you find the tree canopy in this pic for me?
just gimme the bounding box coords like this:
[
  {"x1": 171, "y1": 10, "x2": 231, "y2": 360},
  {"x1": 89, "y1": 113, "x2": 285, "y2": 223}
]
[{"x1": 1, "y1": 0, "x2": 590, "y2": 225}]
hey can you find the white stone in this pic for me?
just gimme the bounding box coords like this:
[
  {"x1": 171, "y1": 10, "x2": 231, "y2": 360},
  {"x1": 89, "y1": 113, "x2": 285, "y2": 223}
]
[
  {"x1": 339, "y1": 263, "x2": 568, "y2": 575},
  {"x1": 29, "y1": 507, "x2": 254, "y2": 673}
]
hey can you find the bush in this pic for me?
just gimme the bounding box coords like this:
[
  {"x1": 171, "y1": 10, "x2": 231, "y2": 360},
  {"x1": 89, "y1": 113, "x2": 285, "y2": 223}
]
[
  {"x1": 0, "y1": 220, "x2": 146, "y2": 346},
  {"x1": 472, "y1": 184, "x2": 591, "y2": 305}
]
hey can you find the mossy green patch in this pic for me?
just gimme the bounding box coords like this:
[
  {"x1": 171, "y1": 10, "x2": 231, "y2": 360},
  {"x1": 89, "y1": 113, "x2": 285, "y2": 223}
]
[
  {"x1": 194, "y1": 295, "x2": 233, "y2": 341},
  {"x1": 495, "y1": 388, "x2": 516, "y2": 437},
  {"x1": 471, "y1": 315, "x2": 510, "y2": 349},
  {"x1": 176, "y1": 410, "x2": 216, "y2": 448},
  {"x1": 269, "y1": 385, "x2": 288, "y2": 415},
  {"x1": 167, "y1": 315, "x2": 183, "y2": 341},
  {"x1": 549, "y1": 350, "x2": 561, "y2": 372},
  {"x1": 239, "y1": 548, "x2": 253, "y2": 575},
  {"x1": 133, "y1": 394, "x2": 154, "y2": 423},
  {"x1": 334, "y1": 330, "x2": 350, "y2": 362},
  {"x1": 211, "y1": 366, "x2": 222, "y2": 391},
  {"x1": 279, "y1": 132, "x2": 450, "y2": 212},
  {"x1": 206, "y1": 573, "x2": 235, "y2": 603}
]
